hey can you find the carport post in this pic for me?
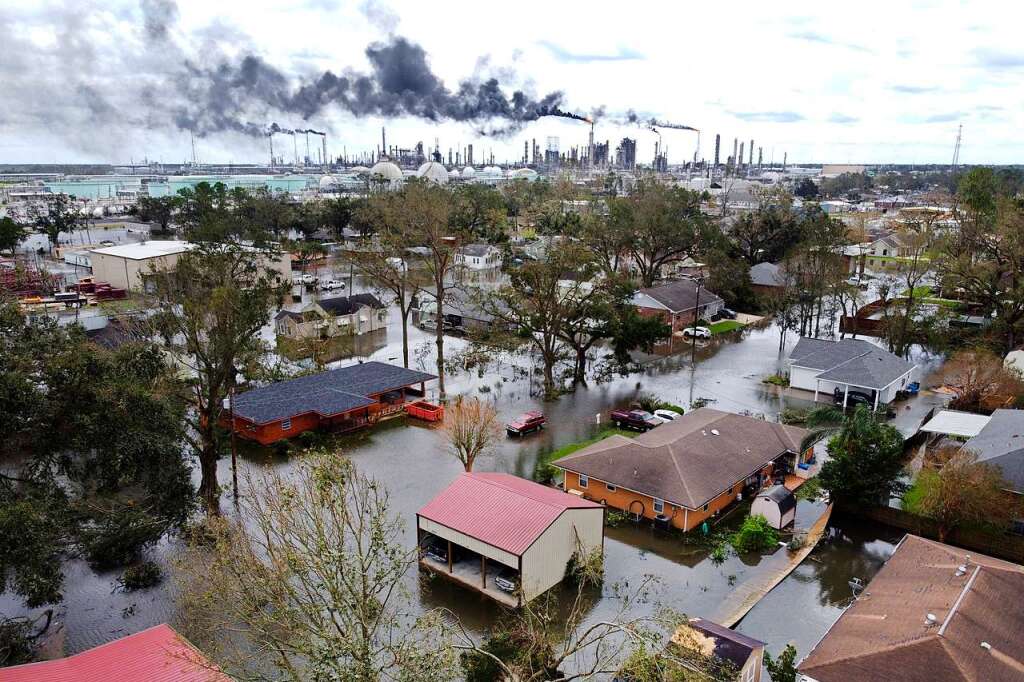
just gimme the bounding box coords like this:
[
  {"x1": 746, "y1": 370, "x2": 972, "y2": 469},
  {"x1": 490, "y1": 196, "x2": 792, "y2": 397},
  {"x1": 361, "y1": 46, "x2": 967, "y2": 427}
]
[
  {"x1": 873, "y1": 391, "x2": 880, "y2": 411},
  {"x1": 447, "y1": 540, "x2": 453, "y2": 573},
  {"x1": 481, "y1": 556, "x2": 486, "y2": 588},
  {"x1": 843, "y1": 384, "x2": 849, "y2": 408},
  {"x1": 813, "y1": 379, "x2": 819, "y2": 403}
]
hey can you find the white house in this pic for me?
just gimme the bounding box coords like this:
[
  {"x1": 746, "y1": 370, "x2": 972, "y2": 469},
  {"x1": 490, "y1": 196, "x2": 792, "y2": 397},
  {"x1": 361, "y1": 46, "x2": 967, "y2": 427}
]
[
  {"x1": 455, "y1": 243, "x2": 502, "y2": 270},
  {"x1": 274, "y1": 294, "x2": 387, "y2": 339},
  {"x1": 416, "y1": 473, "x2": 604, "y2": 605},
  {"x1": 788, "y1": 337, "x2": 916, "y2": 409}
]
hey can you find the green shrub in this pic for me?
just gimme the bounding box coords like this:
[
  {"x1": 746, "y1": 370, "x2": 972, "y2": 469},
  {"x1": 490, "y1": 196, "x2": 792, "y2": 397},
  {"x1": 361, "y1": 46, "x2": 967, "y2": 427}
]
[
  {"x1": 730, "y1": 515, "x2": 779, "y2": 553},
  {"x1": 709, "y1": 542, "x2": 729, "y2": 565},
  {"x1": 118, "y1": 560, "x2": 163, "y2": 591},
  {"x1": 763, "y1": 374, "x2": 790, "y2": 387},
  {"x1": 604, "y1": 509, "x2": 631, "y2": 528},
  {"x1": 779, "y1": 408, "x2": 809, "y2": 425}
]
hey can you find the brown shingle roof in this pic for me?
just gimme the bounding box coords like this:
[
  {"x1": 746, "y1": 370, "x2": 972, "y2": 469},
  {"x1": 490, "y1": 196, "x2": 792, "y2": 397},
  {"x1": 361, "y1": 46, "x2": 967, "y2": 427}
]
[
  {"x1": 553, "y1": 408, "x2": 807, "y2": 509},
  {"x1": 798, "y1": 535, "x2": 1024, "y2": 682}
]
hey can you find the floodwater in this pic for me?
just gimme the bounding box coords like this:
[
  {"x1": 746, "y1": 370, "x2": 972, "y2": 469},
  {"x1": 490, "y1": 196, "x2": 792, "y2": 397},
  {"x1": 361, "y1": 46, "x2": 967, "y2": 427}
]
[{"x1": 3, "y1": 251, "x2": 926, "y2": 673}]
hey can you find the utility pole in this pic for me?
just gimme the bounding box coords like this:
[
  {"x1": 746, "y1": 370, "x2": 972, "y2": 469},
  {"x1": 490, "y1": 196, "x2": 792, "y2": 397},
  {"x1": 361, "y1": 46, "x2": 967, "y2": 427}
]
[{"x1": 690, "y1": 276, "x2": 703, "y2": 365}]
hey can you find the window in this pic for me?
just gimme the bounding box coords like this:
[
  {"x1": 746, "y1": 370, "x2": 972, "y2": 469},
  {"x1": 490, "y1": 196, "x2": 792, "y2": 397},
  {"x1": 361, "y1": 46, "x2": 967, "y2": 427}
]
[
  {"x1": 281, "y1": 419, "x2": 292, "y2": 430},
  {"x1": 653, "y1": 498, "x2": 665, "y2": 514},
  {"x1": 606, "y1": 483, "x2": 617, "y2": 492},
  {"x1": 578, "y1": 474, "x2": 588, "y2": 489}
]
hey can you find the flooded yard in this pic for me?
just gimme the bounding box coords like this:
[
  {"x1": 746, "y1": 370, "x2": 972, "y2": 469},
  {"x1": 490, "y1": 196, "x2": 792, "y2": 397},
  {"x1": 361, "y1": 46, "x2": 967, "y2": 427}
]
[{"x1": 3, "y1": 260, "x2": 923, "y2": 673}]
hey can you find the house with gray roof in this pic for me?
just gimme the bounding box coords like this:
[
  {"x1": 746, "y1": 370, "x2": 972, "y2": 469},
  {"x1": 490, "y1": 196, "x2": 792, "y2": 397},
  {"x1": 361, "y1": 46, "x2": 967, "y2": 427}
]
[
  {"x1": 788, "y1": 337, "x2": 916, "y2": 409},
  {"x1": 749, "y1": 262, "x2": 788, "y2": 295},
  {"x1": 275, "y1": 293, "x2": 387, "y2": 340},
  {"x1": 631, "y1": 279, "x2": 724, "y2": 333},
  {"x1": 963, "y1": 409, "x2": 1024, "y2": 496}
]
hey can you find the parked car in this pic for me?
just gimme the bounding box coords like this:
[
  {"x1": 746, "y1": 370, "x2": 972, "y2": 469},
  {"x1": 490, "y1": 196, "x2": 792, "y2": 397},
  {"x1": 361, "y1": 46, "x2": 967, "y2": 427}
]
[
  {"x1": 653, "y1": 408, "x2": 683, "y2": 423},
  {"x1": 494, "y1": 567, "x2": 518, "y2": 593},
  {"x1": 716, "y1": 308, "x2": 737, "y2": 320},
  {"x1": 507, "y1": 411, "x2": 546, "y2": 437},
  {"x1": 423, "y1": 539, "x2": 449, "y2": 564},
  {"x1": 611, "y1": 409, "x2": 662, "y2": 431},
  {"x1": 321, "y1": 279, "x2": 346, "y2": 290},
  {"x1": 293, "y1": 273, "x2": 315, "y2": 285},
  {"x1": 682, "y1": 326, "x2": 711, "y2": 339},
  {"x1": 833, "y1": 387, "x2": 873, "y2": 407}
]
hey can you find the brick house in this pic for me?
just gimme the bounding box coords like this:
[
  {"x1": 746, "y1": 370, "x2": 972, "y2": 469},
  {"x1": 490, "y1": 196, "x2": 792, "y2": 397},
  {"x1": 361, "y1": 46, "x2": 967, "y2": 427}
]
[
  {"x1": 631, "y1": 280, "x2": 724, "y2": 333},
  {"x1": 553, "y1": 408, "x2": 812, "y2": 532}
]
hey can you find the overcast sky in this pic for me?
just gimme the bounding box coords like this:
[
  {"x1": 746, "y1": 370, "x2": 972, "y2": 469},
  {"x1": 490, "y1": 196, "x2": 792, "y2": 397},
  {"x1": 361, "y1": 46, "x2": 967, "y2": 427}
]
[{"x1": 1, "y1": 0, "x2": 1021, "y2": 166}]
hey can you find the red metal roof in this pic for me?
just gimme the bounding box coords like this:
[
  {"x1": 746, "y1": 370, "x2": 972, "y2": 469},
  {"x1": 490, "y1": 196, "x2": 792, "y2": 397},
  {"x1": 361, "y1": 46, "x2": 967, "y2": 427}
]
[
  {"x1": 1, "y1": 624, "x2": 229, "y2": 682},
  {"x1": 418, "y1": 473, "x2": 602, "y2": 556}
]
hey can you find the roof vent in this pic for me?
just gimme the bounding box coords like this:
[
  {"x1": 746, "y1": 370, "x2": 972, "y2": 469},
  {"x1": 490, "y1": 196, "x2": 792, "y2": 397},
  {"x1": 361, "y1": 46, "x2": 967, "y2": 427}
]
[
  {"x1": 925, "y1": 613, "x2": 938, "y2": 626},
  {"x1": 701, "y1": 430, "x2": 707, "y2": 436},
  {"x1": 981, "y1": 642, "x2": 992, "y2": 651},
  {"x1": 955, "y1": 565, "x2": 967, "y2": 577},
  {"x1": 711, "y1": 429, "x2": 720, "y2": 436},
  {"x1": 633, "y1": 468, "x2": 638, "y2": 477}
]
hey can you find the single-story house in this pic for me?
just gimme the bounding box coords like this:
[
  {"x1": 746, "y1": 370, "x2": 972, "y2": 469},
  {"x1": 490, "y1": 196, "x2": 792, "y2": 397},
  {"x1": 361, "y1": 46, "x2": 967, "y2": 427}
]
[
  {"x1": 963, "y1": 409, "x2": 1024, "y2": 497},
  {"x1": 1, "y1": 623, "x2": 227, "y2": 681},
  {"x1": 675, "y1": 618, "x2": 765, "y2": 682},
  {"x1": 417, "y1": 472, "x2": 604, "y2": 606},
  {"x1": 866, "y1": 232, "x2": 913, "y2": 259},
  {"x1": 275, "y1": 293, "x2": 387, "y2": 339},
  {"x1": 750, "y1": 484, "x2": 796, "y2": 529},
  {"x1": 554, "y1": 408, "x2": 812, "y2": 532},
  {"x1": 455, "y1": 243, "x2": 503, "y2": 270},
  {"x1": 749, "y1": 262, "x2": 787, "y2": 296},
  {"x1": 798, "y1": 535, "x2": 1024, "y2": 682},
  {"x1": 788, "y1": 337, "x2": 916, "y2": 409},
  {"x1": 226, "y1": 361, "x2": 435, "y2": 444},
  {"x1": 631, "y1": 279, "x2": 724, "y2": 333}
]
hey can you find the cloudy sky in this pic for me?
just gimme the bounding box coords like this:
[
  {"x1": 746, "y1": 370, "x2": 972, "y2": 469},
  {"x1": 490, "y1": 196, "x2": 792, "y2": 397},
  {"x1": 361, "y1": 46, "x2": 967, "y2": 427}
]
[{"x1": 1, "y1": 0, "x2": 1021, "y2": 165}]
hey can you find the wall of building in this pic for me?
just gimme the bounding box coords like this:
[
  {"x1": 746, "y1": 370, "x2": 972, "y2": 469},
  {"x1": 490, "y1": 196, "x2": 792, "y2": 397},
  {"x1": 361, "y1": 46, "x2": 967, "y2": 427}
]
[
  {"x1": 520, "y1": 508, "x2": 603, "y2": 602},
  {"x1": 233, "y1": 411, "x2": 322, "y2": 445},
  {"x1": 561, "y1": 471, "x2": 764, "y2": 532},
  {"x1": 90, "y1": 252, "x2": 183, "y2": 291}
]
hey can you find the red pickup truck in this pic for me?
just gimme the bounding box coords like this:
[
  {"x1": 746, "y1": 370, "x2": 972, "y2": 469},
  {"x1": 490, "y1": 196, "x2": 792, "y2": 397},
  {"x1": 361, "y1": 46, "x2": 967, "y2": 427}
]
[
  {"x1": 506, "y1": 411, "x2": 546, "y2": 437},
  {"x1": 610, "y1": 409, "x2": 662, "y2": 432}
]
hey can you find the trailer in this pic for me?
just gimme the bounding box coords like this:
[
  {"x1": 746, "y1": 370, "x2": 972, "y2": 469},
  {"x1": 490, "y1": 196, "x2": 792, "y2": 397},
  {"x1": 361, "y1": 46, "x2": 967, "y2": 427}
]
[{"x1": 406, "y1": 401, "x2": 445, "y2": 422}]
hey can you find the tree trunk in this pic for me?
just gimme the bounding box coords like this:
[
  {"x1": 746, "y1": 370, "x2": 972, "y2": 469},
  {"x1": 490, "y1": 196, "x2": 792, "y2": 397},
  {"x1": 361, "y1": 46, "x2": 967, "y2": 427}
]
[
  {"x1": 435, "y1": 296, "x2": 446, "y2": 401},
  {"x1": 399, "y1": 305, "x2": 410, "y2": 368},
  {"x1": 197, "y1": 425, "x2": 220, "y2": 515},
  {"x1": 573, "y1": 347, "x2": 588, "y2": 385},
  {"x1": 542, "y1": 358, "x2": 556, "y2": 400}
]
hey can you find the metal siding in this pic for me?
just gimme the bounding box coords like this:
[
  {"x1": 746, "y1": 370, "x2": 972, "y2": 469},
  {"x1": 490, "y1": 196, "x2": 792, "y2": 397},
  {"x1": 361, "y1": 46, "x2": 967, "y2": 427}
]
[
  {"x1": 418, "y1": 517, "x2": 518, "y2": 566},
  {"x1": 520, "y1": 508, "x2": 603, "y2": 602}
]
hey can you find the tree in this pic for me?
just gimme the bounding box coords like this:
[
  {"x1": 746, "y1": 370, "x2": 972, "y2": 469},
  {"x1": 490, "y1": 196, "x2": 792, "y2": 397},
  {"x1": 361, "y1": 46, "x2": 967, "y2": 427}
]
[
  {"x1": 765, "y1": 644, "x2": 799, "y2": 682},
  {"x1": 0, "y1": 216, "x2": 28, "y2": 254},
  {"x1": 0, "y1": 304, "x2": 191, "y2": 660},
  {"x1": 606, "y1": 180, "x2": 714, "y2": 287},
  {"x1": 816, "y1": 405, "x2": 907, "y2": 506},
  {"x1": 152, "y1": 242, "x2": 285, "y2": 513},
  {"x1": 441, "y1": 396, "x2": 501, "y2": 472},
  {"x1": 398, "y1": 180, "x2": 457, "y2": 401},
  {"x1": 911, "y1": 448, "x2": 1022, "y2": 542},
  {"x1": 793, "y1": 177, "x2": 818, "y2": 200},
  {"x1": 480, "y1": 242, "x2": 594, "y2": 399},
  {"x1": 175, "y1": 453, "x2": 455, "y2": 681},
  {"x1": 321, "y1": 196, "x2": 361, "y2": 237},
  {"x1": 728, "y1": 187, "x2": 801, "y2": 265},
  {"x1": 31, "y1": 193, "x2": 82, "y2": 253},
  {"x1": 451, "y1": 184, "x2": 507, "y2": 241},
  {"x1": 875, "y1": 217, "x2": 939, "y2": 356},
  {"x1": 136, "y1": 195, "x2": 181, "y2": 234},
  {"x1": 940, "y1": 168, "x2": 1024, "y2": 351},
  {"x1": 933, "y1": 348, "x2": 1024, "y2": 412}
]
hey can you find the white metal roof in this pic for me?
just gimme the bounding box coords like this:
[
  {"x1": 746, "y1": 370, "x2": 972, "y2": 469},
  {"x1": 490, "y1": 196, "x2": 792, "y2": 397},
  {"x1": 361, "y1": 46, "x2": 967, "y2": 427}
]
[
  {"x1": 919, "y1": 410, "x2": 991, "y2": 438},
  {"x1": 89, "y1": 240, "x2": 193, "y2": 260}
]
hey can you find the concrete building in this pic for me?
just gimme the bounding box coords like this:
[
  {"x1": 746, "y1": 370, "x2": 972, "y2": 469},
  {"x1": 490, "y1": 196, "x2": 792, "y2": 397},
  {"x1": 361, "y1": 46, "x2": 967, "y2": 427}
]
[
  {"x1": 89, "y1": 240, "x2": 292, "y2": 292},
  {"x1": 417, "y1": 473, "x2": 604, "y2": 605}
]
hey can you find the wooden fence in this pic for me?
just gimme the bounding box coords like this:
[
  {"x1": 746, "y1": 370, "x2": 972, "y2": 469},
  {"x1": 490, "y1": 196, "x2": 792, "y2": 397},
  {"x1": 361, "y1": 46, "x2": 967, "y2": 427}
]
[{"x1": 838, "y1": 503, "x2": 1024, "y2": 564}]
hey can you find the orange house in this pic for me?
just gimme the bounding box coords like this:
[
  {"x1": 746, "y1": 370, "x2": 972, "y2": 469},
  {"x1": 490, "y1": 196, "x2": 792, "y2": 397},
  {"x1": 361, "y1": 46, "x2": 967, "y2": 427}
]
[
  {"x1": 224, "y1": 361, "x2": 436, "y2": 445},
  {"x1": 554, "y1": 408, "x2": 812, "y2": 532}
]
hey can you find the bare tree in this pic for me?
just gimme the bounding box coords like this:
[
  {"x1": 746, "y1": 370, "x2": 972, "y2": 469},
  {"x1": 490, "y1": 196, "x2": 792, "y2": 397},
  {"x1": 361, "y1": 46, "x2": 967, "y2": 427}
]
[
  {"x1": 441, "y1": 396, "x2": 501, "y2": 472},
  {"x1": 875, "y1": 215, "x2": 939, "y2": 356},
  {"x1": 174, "y1": 452, "x2": 456, "y2": 682},
  {"x1": 931, "y1": 348, "x2": 1024, "y2": 412}
]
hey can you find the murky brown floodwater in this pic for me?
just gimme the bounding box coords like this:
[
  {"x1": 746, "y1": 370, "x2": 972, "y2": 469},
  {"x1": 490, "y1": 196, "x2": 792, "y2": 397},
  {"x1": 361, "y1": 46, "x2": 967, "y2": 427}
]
[{"x1": 6, "y1": 240, "x2": 942, "y2": 673}]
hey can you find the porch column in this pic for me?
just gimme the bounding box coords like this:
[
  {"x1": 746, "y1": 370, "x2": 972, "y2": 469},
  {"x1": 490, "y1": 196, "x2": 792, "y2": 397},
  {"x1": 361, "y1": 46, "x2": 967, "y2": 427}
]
[
  {"x1": 447, "y1": 540, "x2": 453, "y2": 574},
  {"x1": 843, "y1": 384, "x2": 850, "y2": 408},
  {"x1": 873, "y1": 391, "x2": 880, "y2": 412},
  {"x1": 813, "y1": 379, "x2": 820, "y2": 403},
  {"x1": 481, "y1": 556, "x2": 487, "y2": 589},
  {"x1": 683, "y1": 508, "x2": 689, "y2": 531}
]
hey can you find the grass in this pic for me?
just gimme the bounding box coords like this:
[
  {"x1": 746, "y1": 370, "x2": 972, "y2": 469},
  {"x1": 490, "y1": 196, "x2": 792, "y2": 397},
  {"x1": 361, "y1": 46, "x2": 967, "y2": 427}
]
[
  {"x1": 276, "y1": 334, "x2": 354, "y2": 362},
  {"x1": 708, "y1": 320, "x2": 744, "y2": 335},
  {"x1": 533, "y1": 427, "x2": 636, "y2": 483},
  {"x1": 910, "y1": 285, "x2": 933, "y2": 299}
]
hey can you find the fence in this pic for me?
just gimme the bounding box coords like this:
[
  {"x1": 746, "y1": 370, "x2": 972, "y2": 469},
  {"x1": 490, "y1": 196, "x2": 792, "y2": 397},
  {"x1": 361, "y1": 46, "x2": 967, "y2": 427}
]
[{"x1": 838, "y1": 503, "x2": 1024, "y2": 564}]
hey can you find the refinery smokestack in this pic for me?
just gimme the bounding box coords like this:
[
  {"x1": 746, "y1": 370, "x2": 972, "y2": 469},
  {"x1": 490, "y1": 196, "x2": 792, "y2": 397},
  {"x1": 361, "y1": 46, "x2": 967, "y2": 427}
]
[
  {"x1": 732, "y1": 138, "x2": 738, "y2": 175},
  {"x1": 714, "y1": 134, "x2": 720, "y2": 169},
  {"x1": 749, "y1": 139, "x2": 754, "y2": 167}
]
